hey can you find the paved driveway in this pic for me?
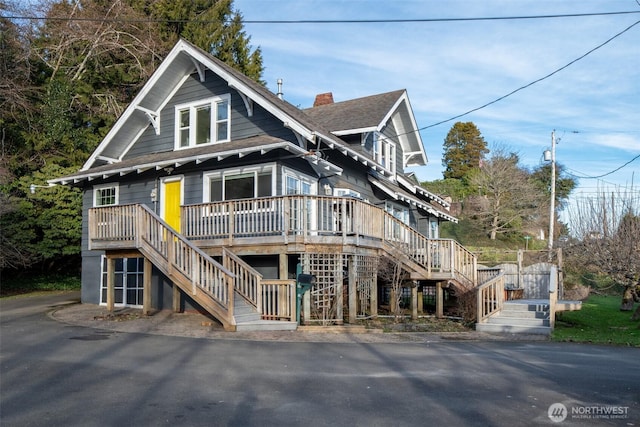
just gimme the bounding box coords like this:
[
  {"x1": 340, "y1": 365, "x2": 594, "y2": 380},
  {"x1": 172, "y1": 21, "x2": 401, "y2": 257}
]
[{"x1": 1, "y1": 292, "x2": 638, "y2": 426}]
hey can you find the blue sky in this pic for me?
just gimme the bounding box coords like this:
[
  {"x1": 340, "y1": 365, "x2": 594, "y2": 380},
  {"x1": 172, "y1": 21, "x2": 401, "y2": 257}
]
[{"x1": 234, "y1": 0, "x2": 639, "y2": 217}]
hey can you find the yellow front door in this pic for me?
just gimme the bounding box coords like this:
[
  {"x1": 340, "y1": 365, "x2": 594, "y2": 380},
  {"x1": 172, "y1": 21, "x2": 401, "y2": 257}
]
[{"x1": 163, "y1": 179, "x2": 182, "y2": 232}]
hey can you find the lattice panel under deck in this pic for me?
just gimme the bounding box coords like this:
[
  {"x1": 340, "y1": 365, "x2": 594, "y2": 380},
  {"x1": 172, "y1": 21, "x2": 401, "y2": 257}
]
[
  {"x1": 354, "y1": 255, "x2": 378, "y2": 317},
  {"x1": 301, "y1": 253, "x2": 345, "y2": 323}
]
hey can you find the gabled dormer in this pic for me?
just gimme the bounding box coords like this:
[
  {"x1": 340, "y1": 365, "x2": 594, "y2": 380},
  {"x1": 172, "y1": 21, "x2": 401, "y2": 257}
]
[{"x1": 303, "y1": 90, "x2": 428, "y2": 178}]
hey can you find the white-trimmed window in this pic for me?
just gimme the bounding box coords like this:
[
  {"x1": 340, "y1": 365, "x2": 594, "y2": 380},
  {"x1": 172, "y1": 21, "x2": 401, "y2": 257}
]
[
  {"x1": 429, "y1": 218, "x2": 439, "y2": 239},
  {"x1": 385, "y1": 201, "x2": 410, "y2": 225},
  {"x1": 204, "y1": 164, "x2": 275, "y2": 202},
  {"x1": 94, "y1": 184, "x2": 119, "y2": 207},
  {"x1": 100, "y1": 256, "x2": 144, "y2": 307},
  {"x1": 334, "y1": 188, "x2": 361, "y2": 198},
  {"x1": 362, "y1": 131, "x2": 396, "y2": 173},
  {"x1": 175, "y1": 95, "x2": 230, "y2": 149},
  {"x1": 283, "y1": 168, "x2": 315, "y2": 195}
]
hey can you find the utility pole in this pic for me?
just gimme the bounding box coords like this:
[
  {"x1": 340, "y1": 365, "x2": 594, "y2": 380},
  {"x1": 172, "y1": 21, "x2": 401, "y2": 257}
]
[{"x1": 546, "y1": 130, "x2": 557, "y2": 259}]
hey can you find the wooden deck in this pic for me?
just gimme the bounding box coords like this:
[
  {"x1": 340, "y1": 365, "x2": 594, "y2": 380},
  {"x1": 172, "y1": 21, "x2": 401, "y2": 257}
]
[{"x1": 88, "y1": 196, "x2": 481, "y2": 327}]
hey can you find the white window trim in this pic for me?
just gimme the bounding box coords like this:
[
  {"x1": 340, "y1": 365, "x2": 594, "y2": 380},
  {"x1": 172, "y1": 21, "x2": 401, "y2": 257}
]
[
  {"x1": 174, "y1": 94, "x2": 231, "y2": 150},
  {"x1": 93, "y1": 183, "x2": 119, "y2": 207},
  {"x1": 203, "y1": 164, "x2": 276, "y2": 202},
  {"x1": 334, "y1": 188, "x2": 361, "y2": 198},
  {"x1": 99, "y1": 255, "x2": 144, "y2": 308},
  {"x1": 362, "y1": 131, "x2": 397, "y2": 174},
  {"x1": 282, "y1": 167, "x2": 317, "y2": 195}
]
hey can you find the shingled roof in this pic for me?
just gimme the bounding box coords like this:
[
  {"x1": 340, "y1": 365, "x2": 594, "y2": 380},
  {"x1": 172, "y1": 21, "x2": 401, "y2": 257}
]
[{"x1": 303, "y1": 90, "x2": 406, "y2": 133}]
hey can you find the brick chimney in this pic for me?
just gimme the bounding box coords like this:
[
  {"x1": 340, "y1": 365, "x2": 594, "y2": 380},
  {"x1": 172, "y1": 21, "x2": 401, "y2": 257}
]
[{"x1": 313, "y1": 92, "x2": 334, "y2": 107}]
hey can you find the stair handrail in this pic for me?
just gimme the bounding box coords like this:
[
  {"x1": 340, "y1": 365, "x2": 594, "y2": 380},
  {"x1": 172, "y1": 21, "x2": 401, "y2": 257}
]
[
  {"x1": 382, "y1": 213, "x2": 477, "y2": 285},
  {"x1": 222, "y1": 247, "x2": 263, "y2": 312},
  {"x1": 90, "y1": 203, "x2": 237, "y2": 318},
  {"x1": 476, "y1": 273, "x2": 505, "y2": 322}
]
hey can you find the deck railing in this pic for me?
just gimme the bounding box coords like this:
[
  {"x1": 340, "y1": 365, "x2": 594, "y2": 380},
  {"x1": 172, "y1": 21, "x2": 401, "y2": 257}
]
[
  {"x1": 181, "y1": 195, "x2": 476, "y2": 284},
  {"x1": 261, "y1": 280, "x2": 295, "y2": 321}
]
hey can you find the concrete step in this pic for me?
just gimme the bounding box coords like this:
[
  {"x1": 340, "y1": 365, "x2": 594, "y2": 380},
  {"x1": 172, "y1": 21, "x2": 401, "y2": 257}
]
[
  {"x1": 475, "y1": 322, "x2": 551, "y2": 335},
  {"x1": 486, "y1": 316, "x2": 550, "y2": 327},
  {"x1": 233, "y1": 304, "x2": 257, "y2": 315},
  {"x1": 503, "y1": 302, "x2": 549, "y2": 312},
  {"x1": 235, "y1": 320, "x2": 298, "y2": 332},
  {"x1": 499, "y1": 310, "x2": 549, "y2": 320},
  {"x1": 234, "y1": 311, "x2": 262, "y2": 323}
]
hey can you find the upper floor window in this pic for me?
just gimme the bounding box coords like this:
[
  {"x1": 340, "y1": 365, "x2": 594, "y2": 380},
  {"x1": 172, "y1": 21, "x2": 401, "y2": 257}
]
[
  {"x1": 362, "y1": 131, "x2": 396, "y2": 173},
  {"x1": 94, "y1": 184, "x2": 119, "y2": 207},
  {"x1": 283, "y1": 168, "x2": 315, "y2": 195},
  {"x1": 175, "y1": 95, "x2": 230, "y2": 149},
  {"x1": 334, "y1": 188, "x2": 361, "y2": 198}
]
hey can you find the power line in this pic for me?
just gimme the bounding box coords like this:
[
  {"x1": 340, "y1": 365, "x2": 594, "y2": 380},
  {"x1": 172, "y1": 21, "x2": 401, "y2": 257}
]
[
  {"x1": 419, "y1": 19, "x2": 640, "y2": 131},
  {"x1": 3, "y1": 10, "x2": 640, "y2": 24},
  {"x1": 565, "y1": 154, "x2": 640, "y2": 179}
]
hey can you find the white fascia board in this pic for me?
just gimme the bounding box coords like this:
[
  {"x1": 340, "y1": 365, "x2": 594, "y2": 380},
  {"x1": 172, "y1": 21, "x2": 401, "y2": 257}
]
[
  {"x1": 383, "y1": 91, "x2": 427, "y2": 166},
  {"x1": 332, "y1": 126, "x2": 376, "y2": 136},
  {"x1": 82, "y1": 42, "x2": 188, "y2": 171},
  {"x1": 317, "y1": 131, "x2": 393, "y2": 179},
  {"x1": 369, "y1": 178, "x2": 398, "y2": 200},
  {"x1": 118, "y1": 74, "x2": 190, "y2": 162},
  {"x1": 396, "y1": 174, "x2": 451, "y2": 208},
  {"x1": 379, "y1": 92, "x2": 406, "y2": 132},
  {"x1": 51, "y1": 141, "x2": 342, "y2": 184}
]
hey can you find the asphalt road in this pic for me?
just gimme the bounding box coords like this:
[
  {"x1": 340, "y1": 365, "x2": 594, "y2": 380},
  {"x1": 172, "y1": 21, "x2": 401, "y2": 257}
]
[{"x1": 1, "y1": 292, "x2": 638, "y2": 427}]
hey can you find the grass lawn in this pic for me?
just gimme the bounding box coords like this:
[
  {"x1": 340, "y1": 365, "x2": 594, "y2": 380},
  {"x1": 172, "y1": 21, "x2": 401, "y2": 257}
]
[{"x1": 553, "y1": 295, "x2": 640, "y2": 347}]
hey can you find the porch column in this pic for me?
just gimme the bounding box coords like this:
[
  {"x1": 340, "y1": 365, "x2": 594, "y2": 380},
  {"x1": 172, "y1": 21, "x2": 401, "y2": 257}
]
[
  {"x1": 411, "y1": 283, "x2": 418, "y2": 320},
  {"x1": 142, "y1": 257, "x2": 152, "y2": 315},
  {"x1": 417, "y1": 286, "x2": 424, "y2": 314},
  {"x1": 336, "y1": 273, "x2": 344, "y2": 325},
  {"x1": 106, "y1": 257, "x2": 115, "y2": 312},
  {"x1": 370, "y1": 271, "x2": 378, "y2": 319},
  {"x1": 348, "y1": 256, "x2": 357, "y2": 323},
  {"x1": 436, "y1": 281, "x2": 444, "y2": 319},
  {"x1": 302, "y1": 290, "x2": 311, "y2": 325},
  {"x1": 278, "y1": 253, "x2": 288, "y2": 280}
]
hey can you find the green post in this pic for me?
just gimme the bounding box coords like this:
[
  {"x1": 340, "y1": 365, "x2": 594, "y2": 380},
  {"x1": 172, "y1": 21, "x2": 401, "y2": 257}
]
[{"x1": 296, "y1": 264, "x2": 315, "y2": 325}]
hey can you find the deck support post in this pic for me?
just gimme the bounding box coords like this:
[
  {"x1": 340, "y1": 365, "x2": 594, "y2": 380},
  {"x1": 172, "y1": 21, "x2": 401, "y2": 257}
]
[
  {"x1": 411, "y1": 282, "x2": 418, "y2": 320},
  {"x1": 278, "y1": 253, "x2": 288, "y2": 280},
  {"x1": 436, "y1": 281, "x2": 444, "y2": 319},
  {"x1": 106, "y1": 257, "x2": 115, "y2": 312},
  {"x1": 348, "y1": 256, "x2": 357, "y2": 323},
  {"x1": 370, "y1": 269, "x2": 378, "y2": 319},
  {"x1": 172, "y1": 283, "x2": 181, "y2": 313},
  {"x1": 142, "y1": 257, "x2": 152, "y2": 315}
]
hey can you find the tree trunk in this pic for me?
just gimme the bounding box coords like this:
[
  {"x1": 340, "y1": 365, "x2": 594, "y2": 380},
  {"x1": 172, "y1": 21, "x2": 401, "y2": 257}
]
[{"x1": 621, "y1": 285, "x2": 635, "y2": 311}]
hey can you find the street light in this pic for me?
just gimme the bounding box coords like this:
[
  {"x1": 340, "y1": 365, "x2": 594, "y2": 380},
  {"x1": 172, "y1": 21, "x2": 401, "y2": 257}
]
[
  {"x1": 29, "y1": 183, "x2": 55, "y2": 194},
  {"x1": 543, "y1": 130, "x2": 557, "y2": 258}
]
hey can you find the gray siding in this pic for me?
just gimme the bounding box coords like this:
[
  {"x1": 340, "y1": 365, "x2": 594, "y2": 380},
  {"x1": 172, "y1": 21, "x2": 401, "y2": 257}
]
[{"x1": 124, "y1": 71, "x2": 296, "y2": 160}]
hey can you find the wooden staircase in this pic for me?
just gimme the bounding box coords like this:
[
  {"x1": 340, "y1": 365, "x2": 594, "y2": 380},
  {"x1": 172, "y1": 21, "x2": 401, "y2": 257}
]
[{"x1": 90, "y1": 204, "x2": 296, "y2": 331}]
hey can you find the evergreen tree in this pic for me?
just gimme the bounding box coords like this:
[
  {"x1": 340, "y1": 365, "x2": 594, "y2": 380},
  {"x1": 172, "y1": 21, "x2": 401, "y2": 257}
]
[
  {"x1": 442, "y1": 122, "x2": 489, "y2": 180},
  {"x1": 0, "y1": 0, "x2": 265, "y2": 275},
  {"x1": 144, "y1": 0, "x2": 264, "y2": 83}
]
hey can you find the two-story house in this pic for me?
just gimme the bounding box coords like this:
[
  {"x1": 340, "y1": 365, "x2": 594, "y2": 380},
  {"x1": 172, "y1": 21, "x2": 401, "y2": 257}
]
[{"x1": 50, "y1": 39, "x2": 478, "y2": 331}]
